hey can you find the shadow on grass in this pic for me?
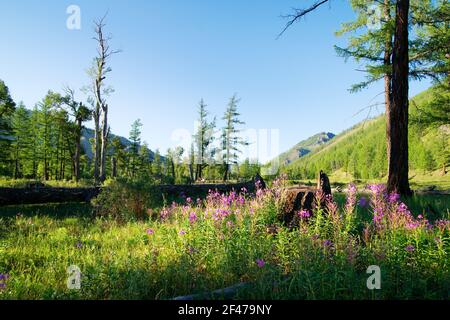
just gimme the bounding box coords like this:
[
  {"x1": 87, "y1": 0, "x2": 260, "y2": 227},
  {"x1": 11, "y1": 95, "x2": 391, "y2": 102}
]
[{"x1": 0, "y1": 202, "x2": 94, "y2": 219}]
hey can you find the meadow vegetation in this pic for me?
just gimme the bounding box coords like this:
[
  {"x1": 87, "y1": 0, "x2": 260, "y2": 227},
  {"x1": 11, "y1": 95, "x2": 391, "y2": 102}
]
[{"x1": 0, "y1": 176, "x2": 448, "y2": 300}]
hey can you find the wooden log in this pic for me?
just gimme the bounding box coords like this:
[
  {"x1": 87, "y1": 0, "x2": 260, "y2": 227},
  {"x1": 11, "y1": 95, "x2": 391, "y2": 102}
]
[
  {"x1": 0, "y1": 187, "x2": 101, "y2": 206},
  {"x1": 0, "y1": 175, "x2": 265, "y2": 206}
]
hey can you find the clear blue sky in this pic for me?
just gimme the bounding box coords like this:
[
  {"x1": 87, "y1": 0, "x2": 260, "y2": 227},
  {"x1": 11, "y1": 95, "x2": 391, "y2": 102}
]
[{"x1": 0, "y1": 0, "x2": 431, "y2": 162}]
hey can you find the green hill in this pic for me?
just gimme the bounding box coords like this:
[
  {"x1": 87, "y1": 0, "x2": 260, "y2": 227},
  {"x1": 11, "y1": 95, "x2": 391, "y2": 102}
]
[
  {"x1": 273, "y1": 132, "x2": 335, "y2": 166},
  {"x1": 276, "y1": 86, "x2": 449, "y2": 188}
]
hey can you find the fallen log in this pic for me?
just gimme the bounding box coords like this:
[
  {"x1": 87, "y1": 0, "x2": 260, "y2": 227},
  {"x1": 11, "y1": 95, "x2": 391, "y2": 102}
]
[
  {"x1": 0, "y1": 187, "x2": 101, "y2": 206},
  {"x1": 0, "y1": 176, "x2": 265, "y2": 206}
]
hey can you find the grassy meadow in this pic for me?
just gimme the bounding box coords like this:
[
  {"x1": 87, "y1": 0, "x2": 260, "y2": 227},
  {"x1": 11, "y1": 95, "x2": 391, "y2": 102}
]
[{"x1": 0, "y1": 177, "x2": 449, "y2": 300}]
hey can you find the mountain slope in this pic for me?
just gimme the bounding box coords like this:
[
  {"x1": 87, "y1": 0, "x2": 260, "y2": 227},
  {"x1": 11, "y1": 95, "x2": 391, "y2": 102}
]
[
  {"x1": 278, "y1": 87, "x2": 449, "y2": 181},
  {"x1": 275, "y1": 132, "x2": 335, "y2": 166}
]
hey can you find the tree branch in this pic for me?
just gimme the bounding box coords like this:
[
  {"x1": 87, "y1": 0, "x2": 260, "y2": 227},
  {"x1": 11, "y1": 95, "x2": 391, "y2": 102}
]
[{"x1": 278, "y1": 0, "x2": 330, "y2": 39}]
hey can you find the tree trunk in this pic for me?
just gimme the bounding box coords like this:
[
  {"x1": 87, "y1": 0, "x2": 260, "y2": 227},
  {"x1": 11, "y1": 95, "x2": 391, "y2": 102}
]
[
  {"x1": 93, "y1": 111, "x2": 100, "y2": 184},
  {"x1": 111, "y1": 156, "x2": 117, "y2": 178},
  {"x1": 99, "y1": 106, "x2": 109, "y2": 182},
  {"x1": 171, "y1": 160, "x2": 176, "y2": 183},
  {"x1": 387, "y1": 0, "x2": 412, "y2": 196},
  {"x1": 189, "y1": 162, "x2": 194, "y2": 183},
  {"x1": 384, "y1": 0, "x2": 393, "y2": 164},
  {"x1": 223, "y1": 163, "x2": 229, "y2": 182},
  {"x1": 74, "y1": 119, "x2": 82, "y2": 182}
]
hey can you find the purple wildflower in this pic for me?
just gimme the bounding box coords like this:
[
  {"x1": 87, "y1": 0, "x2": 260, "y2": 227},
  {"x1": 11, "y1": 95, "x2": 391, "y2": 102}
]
[
  {"x1": 179, "y1": 230, "x2": 187, "y2": 236},
  {"x1": 146, "y1": 228, "x2": 155, "y2": 235},
  {"x1": 323, "y1": 240, "x2": 334, "y2": 248},
  {"x1": 358, "y1": 197, "x2": 368, "y2": 208},
  {"x1": 405, "y1": 245, "x2": 415, "y2": 252},
  {"x1": 160, "y1": 208, "x2": 170, "y2": 220},
  {"x1": 189, "y1": 212, "x2": 198, "y2": 224},
  {"x1": 75, "y1": 240, "x2": 83, "y2": 249},
  {"x1": 256, "y1": 259, "x2": 265, "y2": 268},
  {"x1": 388, "y1": 193, "x2": 401, "y2": 203},
  {"x1": 298, "y1": 210, "x2": 311, "y2": 219}
]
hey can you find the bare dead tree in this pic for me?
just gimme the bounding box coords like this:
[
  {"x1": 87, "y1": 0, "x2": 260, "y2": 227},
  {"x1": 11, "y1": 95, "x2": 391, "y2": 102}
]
[{"x1": 88, "y1": 15, "x2": 120, "y2": 184}]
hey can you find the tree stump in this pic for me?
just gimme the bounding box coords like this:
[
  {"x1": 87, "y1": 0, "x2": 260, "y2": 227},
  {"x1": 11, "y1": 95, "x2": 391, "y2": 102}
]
[{"x1": 279, "y1": 171, "x2": 332, "y2": 227}]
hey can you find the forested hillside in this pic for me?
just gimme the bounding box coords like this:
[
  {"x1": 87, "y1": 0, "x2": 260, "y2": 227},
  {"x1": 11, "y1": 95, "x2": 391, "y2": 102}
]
[
  {"x1": 279, "y1": 87, "x2": 449, "y2": 181},
  {"x1": 271, "y1": 132, "x2": 335, "y2": 166}
]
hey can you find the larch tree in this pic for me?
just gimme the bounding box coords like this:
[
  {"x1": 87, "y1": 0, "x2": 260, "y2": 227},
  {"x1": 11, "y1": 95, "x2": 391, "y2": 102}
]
[
  {"x1": 129, "y1": 119, "x2": 143, "y2": 178},
  {"x1": 279, "y1": 0, "x2": 448, "y2": 195},
  {"x1": 193, "y1": 99, "x2": 216, "y2": 181},
  {"x1": 0, "y1": 80, "x2": 16, "y2": 175},
  {"x1": 10, "y1": 103, "x2": 30, "y2": 179},
  {"x1": 221, "y1": 94, "x2": 248, "y2": 182}
]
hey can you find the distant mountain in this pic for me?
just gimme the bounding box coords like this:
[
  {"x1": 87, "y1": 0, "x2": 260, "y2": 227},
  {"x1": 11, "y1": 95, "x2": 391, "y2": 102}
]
[
  {"x1": 278, "y1": 86, "x2": 449, "y2": 181},
  {"x1": 81, "y1": 128, "x2": 158, "y2": 161},
  {"x1": 274, "y1": 132, "x2": 336, "y2": 166}
]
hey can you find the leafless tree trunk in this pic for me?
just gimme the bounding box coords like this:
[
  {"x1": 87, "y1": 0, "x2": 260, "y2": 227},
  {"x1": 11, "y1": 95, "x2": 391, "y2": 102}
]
[{"x1": 90, "y1": 15, "x2": 119, "y2": 184}]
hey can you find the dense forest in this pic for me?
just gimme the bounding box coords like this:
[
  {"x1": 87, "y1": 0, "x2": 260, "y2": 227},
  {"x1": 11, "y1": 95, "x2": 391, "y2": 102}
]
[{"x1": 279, "y1": 86, "x2": 449, "y2": 180}]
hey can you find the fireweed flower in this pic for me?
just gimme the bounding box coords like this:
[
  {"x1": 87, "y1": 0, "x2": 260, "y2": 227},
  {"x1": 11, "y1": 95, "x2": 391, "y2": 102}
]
[
  {"x1": 256, "y1": 259, "x2": 265, "y2": 268},
  {"x1": 298, "y1": 210, "x2": 311, "y2": 219},
  {"x1": 345, "y1": 183, "x2": 357, "y2": 213},
  {"x1": 146, "y1": 228, "x2": 155, "y2": 235},
  {"x1": 189, "y1": 212, "x2": 198, "y2": 224},
  {"x1": 160, "y1": 208, "x2": 170, "y2": 221},
  {"x1": 388, "y1": 193, "x2": 401, "y2": 204},
  {"x1": 0, "y1": 274, "x2": 9, "y2": 290},
  {"x1": 373, "y1": 208, "x2": 384, "y2": 224}
]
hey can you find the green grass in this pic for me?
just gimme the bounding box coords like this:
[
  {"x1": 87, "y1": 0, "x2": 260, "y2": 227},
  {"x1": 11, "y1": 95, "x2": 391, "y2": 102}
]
[{"x1": 0, "y1": 190, "x2": 448, "y2": 300}]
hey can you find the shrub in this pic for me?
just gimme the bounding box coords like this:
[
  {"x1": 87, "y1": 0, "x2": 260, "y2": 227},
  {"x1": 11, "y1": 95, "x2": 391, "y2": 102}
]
[{"x1": 92, "y1": 177, "x2": 161, "y2": 222}]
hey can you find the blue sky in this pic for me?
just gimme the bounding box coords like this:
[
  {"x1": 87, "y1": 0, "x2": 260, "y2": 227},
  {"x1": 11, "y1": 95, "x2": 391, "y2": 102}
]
[{"x1": 0, "y1": 0, "x2": 431, "y2": 162}]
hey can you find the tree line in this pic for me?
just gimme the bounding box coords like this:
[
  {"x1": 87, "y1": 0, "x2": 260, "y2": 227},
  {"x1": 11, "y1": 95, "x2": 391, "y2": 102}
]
[{"x1": 0, "y1": 79, "x2": 261, "y2": 184}]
